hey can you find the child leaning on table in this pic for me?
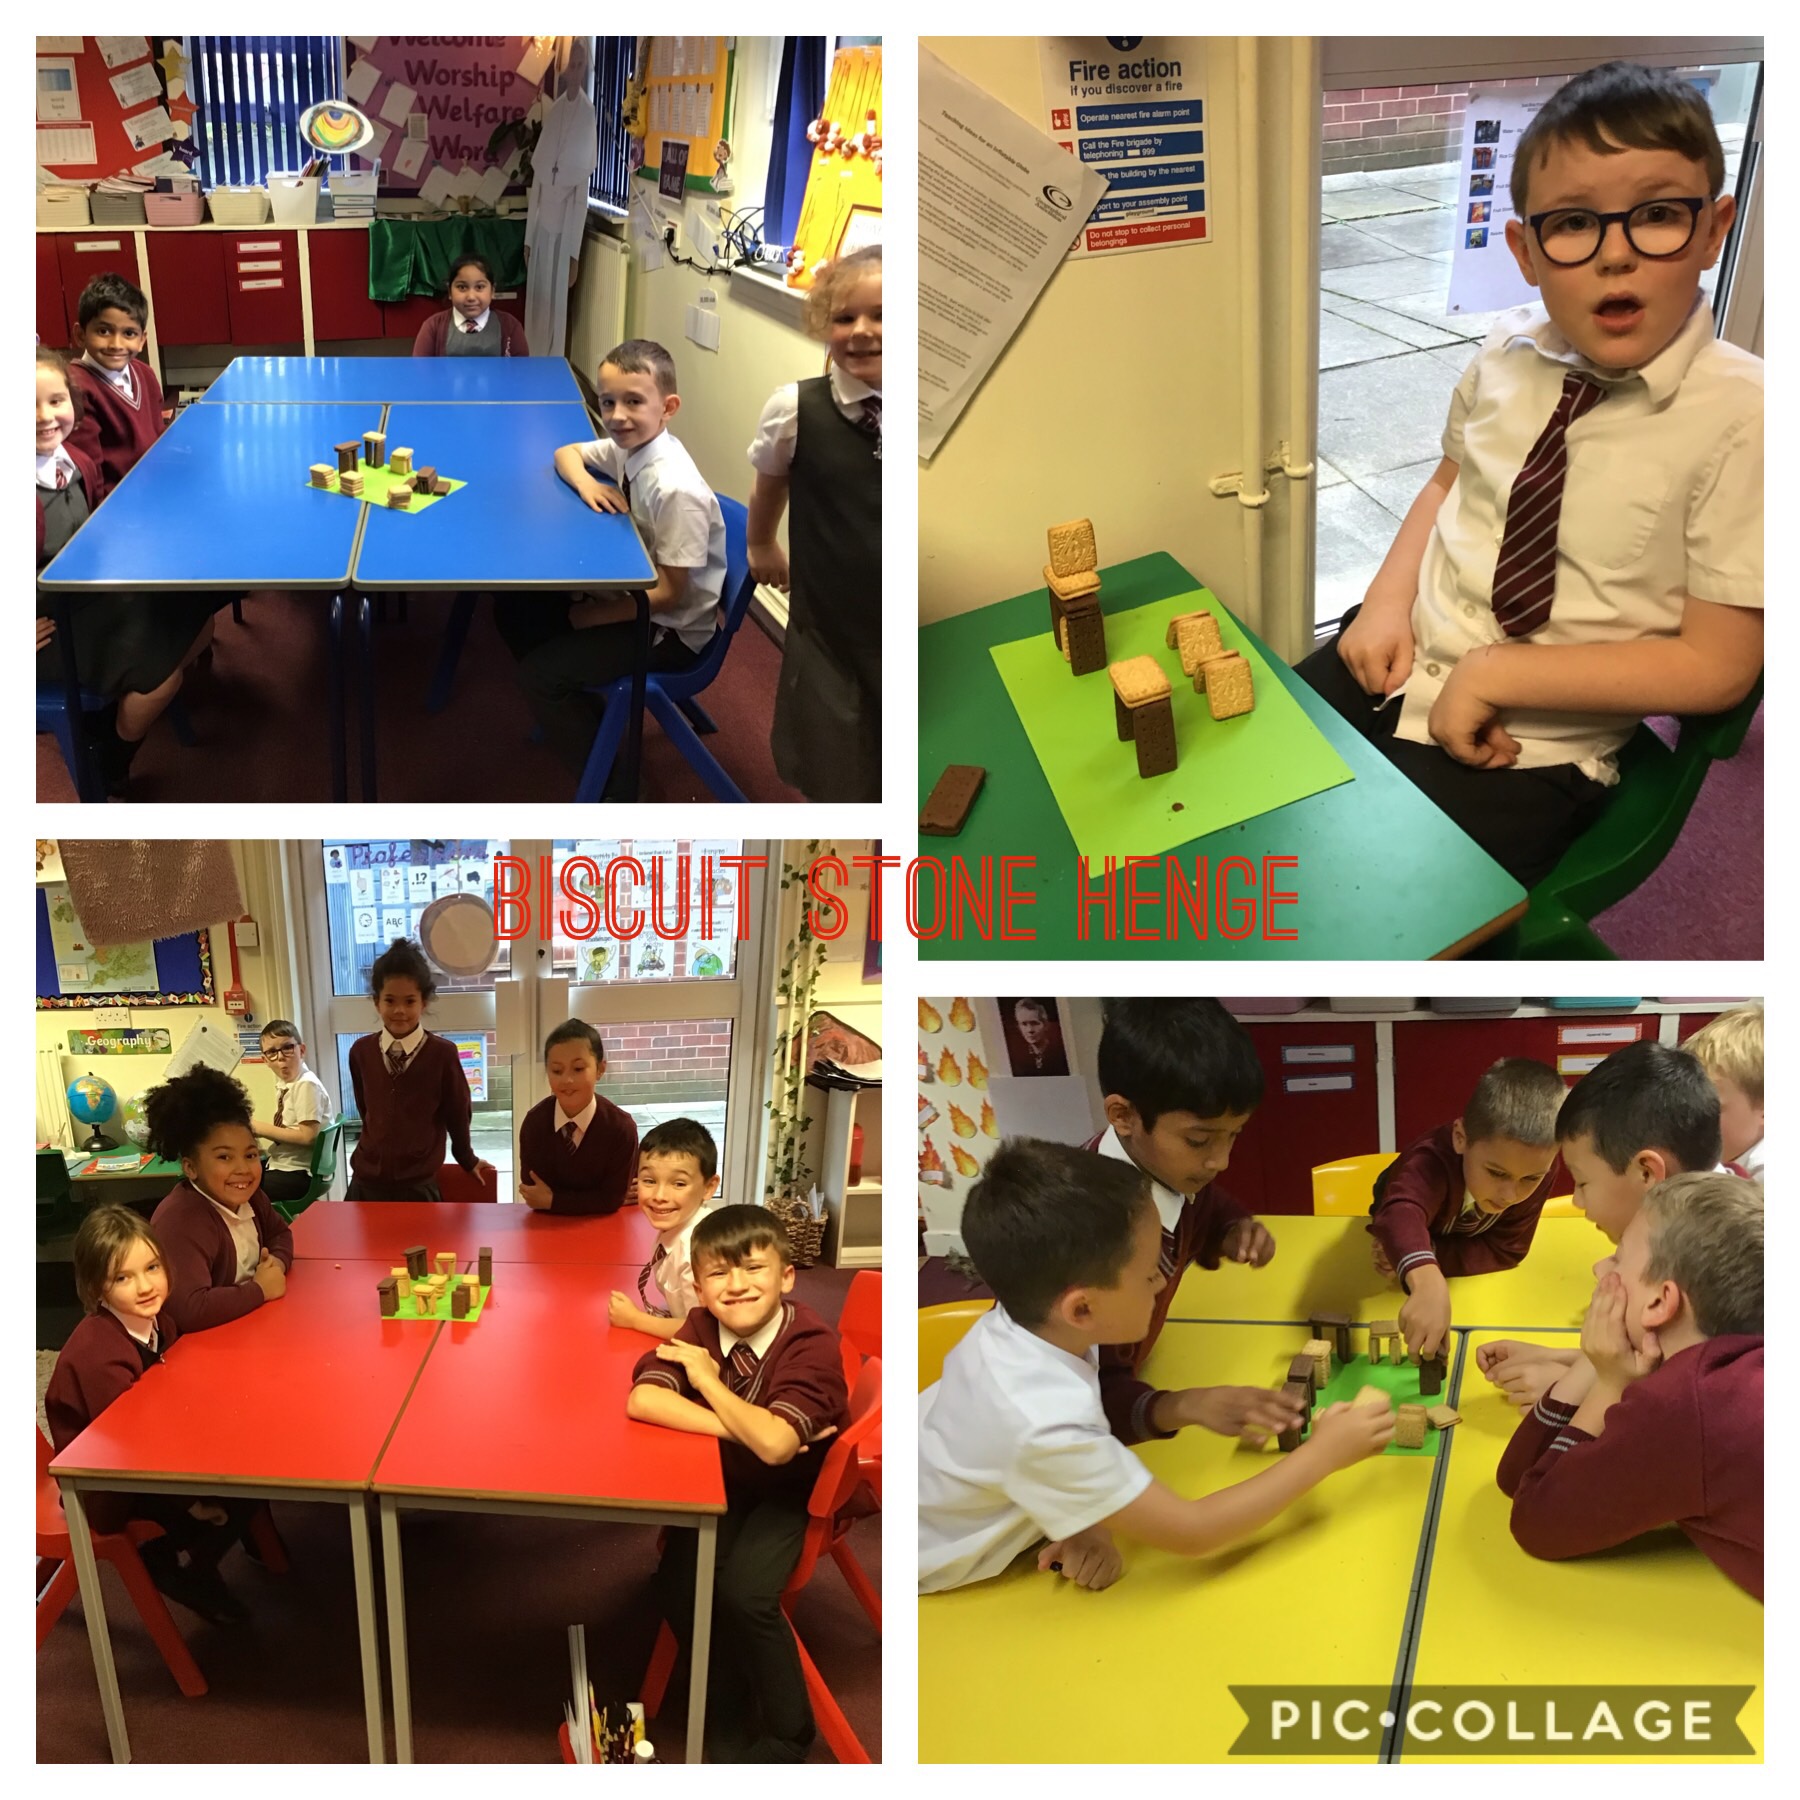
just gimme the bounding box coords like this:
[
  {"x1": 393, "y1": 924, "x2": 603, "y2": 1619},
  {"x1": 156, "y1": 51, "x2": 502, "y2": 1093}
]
[
  {"x1": 1682, "y1": 1003, "x2": 1763, "y2": 1181},
  {"x1": 146, "y1": 1067, "x2": 293, "y2": 1334},
  {"x1": 249, "y1": 1018, "x2": 336, "y2": 1208},
  {"x1": 1296, "y1": 62, "x2": 1762, "y2": 887},
  {"x1": 748, "y1": 244, "x2": 882, "y2": 802},
  {"x1": 609, "y1": 1116, "x2": 720, "y2": 1337},
  {"x1": 1498, "y1": 1172, "x2": 1763, "y2": 1599},
  {"x1": 1478, "y1": 1039, "x2": 1722, "y2": 1412},
  {"x1": 626, "y1": 1205, "x2": 848, "y2": 1762},
  {"x1": 1088, "y1": 998, "x2": 1281, "y2": 1444},
  {"x1": 496, "y1": 337, "x2": 727, "y2": 781},
  {"x1": 516, "y1": 1018, "x2": 637, "y2": 1215},
  {"x1": 346, "y1": 937, "x2": 495, "y2": 1202},
  {"x1": 919, "y1": 1140, "x2": 1390, "y2": 1596},
  {"x1": 1368, "y1": 1056, "x2": 1565, "y2": 1360},
  {"x1": 65, "y1": 272, "x2": 167, "y2": 491},
  {"x1": 410, "y1": 254, "x2": 530, "y2": 357},
  {"x1": 45, "y1": 1205, "x2": 253, "y2": 1624}
]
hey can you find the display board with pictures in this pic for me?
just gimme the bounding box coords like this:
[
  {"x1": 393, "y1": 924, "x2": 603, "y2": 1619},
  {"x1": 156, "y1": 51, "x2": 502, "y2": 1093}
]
[
  {"x1": 322, "y1": 839, "x2": 509, "y2": 995},
  {"x1": 551, "y1": 838, "x2": 741, "y2": 986}
]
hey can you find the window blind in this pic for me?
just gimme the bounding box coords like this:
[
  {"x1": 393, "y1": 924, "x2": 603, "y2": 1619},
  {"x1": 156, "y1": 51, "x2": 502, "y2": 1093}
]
[{"x1": 187, "y1": 35, "x2": 344, "y2": 187}]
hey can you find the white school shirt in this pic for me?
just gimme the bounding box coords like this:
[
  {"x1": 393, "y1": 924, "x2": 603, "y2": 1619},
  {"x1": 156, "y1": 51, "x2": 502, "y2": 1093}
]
[
  {"x1": 571, "y1": 429, "x2": 727, "y2": 652},
  {"x1": 453, "y1": 307, "x2": 492, "y2": 334},
  {"x1": 1094, "y1": 1125, "x2": 1186, "y2": 1236},
  {"x1": 37, "y1": 446, "x2": 79, "y2": 489},
  {"x1": 1397, "y1": 298, "x2": 1763, "y2": 784},
  {"x1": 378, "y1": 1024, "x2": 427, "y2": 1066},
  {"x1": 918, "y1": 1304, "x2": 1152, "y2": 1594},
  {"x1": 207, "y1": 1195, "x2": 262, "y2": 1282},
  {"x1": 102, "y1": 1304, "x2": 160, "y2": 1351},
  {"x1": 552, "y1": 1094, "x2": 599, "y2": 1149},
  {"x1": 79, "y1": 351, "x2": 138, "y2": 396},
  {"x1": 266, "y1": 1065, "x2": 335, "y2": 1174},
  {"x1": 746, "y1": 365, "x2": 881, "y2": 476},
  {"x1": 718, "y1": 1301, "x2": 783, "y2": 1363},
  {"x1": 648, "y1": 1209, "x2": 711, "y2": 1319},
  {"x1": 1738, "y1": 1138, "x2": 1764, "y2": 1183}
]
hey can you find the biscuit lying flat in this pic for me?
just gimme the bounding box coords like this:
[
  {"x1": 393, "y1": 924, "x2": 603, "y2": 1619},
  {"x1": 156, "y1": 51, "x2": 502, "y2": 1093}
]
[
  {"x1": 1044, "y1": 564, "x2": 1102, "y2": 601},
  {"x1": 1108, "y1": 655, "x2": 1170, "y2": 709},
  {"x1": 1425, "y1": 1404, "x2": 1462, "y2": 1430},
  {"x1": 1200, "y1": 651, "x2": 1254, "y2": 719},
  {"x1": 1046, "y1": 518, "x2": 1098, "y2": 578}
]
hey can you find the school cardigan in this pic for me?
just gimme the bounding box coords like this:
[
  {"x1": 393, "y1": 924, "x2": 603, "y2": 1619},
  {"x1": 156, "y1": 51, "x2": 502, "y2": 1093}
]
[
  {"x1": 411, "y1": 309, "x2": 530, "y2": 357},
  {"x1": 37, "y1": 444, "x2": 104, "y2": 565},
  {"x1": 517, "y1": 1091, "x2": 638, "y2": 1215},
  {"x1": 1498, "y1": 1335, "x2": 1764, "y2": 1599},
  {"x1": 347, "y1": 1031, "x2": 477, "y2": 1186},
  {"x1": 67, "y1": 358, "x2": 165, "y2": 492},
  {"x1": 150, "y1": 1180, "x2": 294, "y2": 1335},
  {"x1": 632, "y1": 1299, "x2": 848, "y2": 1501},
  {"x1": 1368, "y1": 1125, "x2": 1561, "y2": 1284},
  {"x1": 1082, "y1": 1128, "x2": 1255, "y2": 1444}
]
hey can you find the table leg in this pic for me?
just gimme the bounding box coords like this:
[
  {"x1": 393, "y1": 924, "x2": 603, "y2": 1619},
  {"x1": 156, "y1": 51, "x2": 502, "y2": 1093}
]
[
  {"x1": 54, "y1": 596, "x2": 99, "y2": 803},
  {"x1": 379, "y1": 1495, "x2": 414, "y2": 1763},
  {"x1": 328, "y1": 594, "x2": 347, "y2": 803},
  {"x1": 358, "y1": 596, "x2": 378, "y2": 802},
  {"x1": 620, "y1": 589, "x2": 650, "y2": 802},
  {"x1": 685, "y1": 1514, "x2": 717, "y2": 1765},
  {"x1": 348, "y1": 1494, "x2": 385, "y2": 1762},
  {"x1": 60, "y1": 1479, "x2": 131, "y2": 1763}
]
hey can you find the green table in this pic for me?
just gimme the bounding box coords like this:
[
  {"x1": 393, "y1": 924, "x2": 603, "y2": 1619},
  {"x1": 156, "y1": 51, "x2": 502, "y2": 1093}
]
[{"x1": 918, "y1": 553, "x2": 1527, "y2": 959}]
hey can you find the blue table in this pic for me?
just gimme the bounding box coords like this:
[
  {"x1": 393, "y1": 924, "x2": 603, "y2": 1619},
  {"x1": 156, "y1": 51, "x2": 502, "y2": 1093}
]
[
  {"x1": 38, "y1": 402, "x2": 376, "y2": 799},
  {"x1": 350, "y1": 401, "x2": 656, "y2": 800},
  {"x1": 202, "y1": 355, "x2": 585, "y2": 406}
]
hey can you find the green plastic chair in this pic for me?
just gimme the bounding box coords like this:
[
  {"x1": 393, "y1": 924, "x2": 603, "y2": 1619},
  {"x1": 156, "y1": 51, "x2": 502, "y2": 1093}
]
[
  {"x1": 1494, "y1": 677, "x2": 1762, "y2": 960},
  {"x1": 37, "y1": 1148, "x2": 76, "y2": 1242},
  {"x1": 273, "y1": 1120, "x2": 342, "y2": 1226}
]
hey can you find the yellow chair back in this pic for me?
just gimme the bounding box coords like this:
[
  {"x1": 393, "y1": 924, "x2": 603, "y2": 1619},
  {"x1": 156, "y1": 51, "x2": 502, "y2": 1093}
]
[
  {"x1": 1311, "y1": 1152, "x2": 1397, "y2": 1217},
  {"x1": 919, "y1": 1299, "x2": 994, "y2": 1391},
  {"x1": 1538, "y1": 1193, "x2": 1582, "y2": 1218}
]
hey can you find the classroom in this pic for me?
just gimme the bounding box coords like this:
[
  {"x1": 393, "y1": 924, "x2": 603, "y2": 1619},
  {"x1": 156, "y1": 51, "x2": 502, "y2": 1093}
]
[
  {"x1": 36, "y1": 837, "x2": 884, "y2": 1763},
  {"x1": 37, "y1": 34, "x2": 882, "y2": 804},
  {"x1": 917, "y1": 995, "x2": 1763, "y2": 1763},
  {"x1": 917, "y1": 36, "x2": 1763, "y2": 959}
]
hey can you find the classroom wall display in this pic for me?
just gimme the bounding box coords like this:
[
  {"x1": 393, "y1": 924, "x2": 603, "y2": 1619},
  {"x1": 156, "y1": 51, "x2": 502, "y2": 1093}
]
[
  {"x1": 66, "y1": 1028, "x2": 174, "y2": 1055},
  {"x1": 36, "y1": 36, "x2": 190, "y2": 179},
  {"x1": 36, "y1": 884, "x2": 214, "y2": 1009},
  {"x1": 917, "y1": 996, "x2": 1000, "y2": 1239},
  {"x1": 787, "y1": 44, "x2": 881, "y2": 286},
  {"x1": 636, "y1": 37, "x2": 733, "y2": 197}
]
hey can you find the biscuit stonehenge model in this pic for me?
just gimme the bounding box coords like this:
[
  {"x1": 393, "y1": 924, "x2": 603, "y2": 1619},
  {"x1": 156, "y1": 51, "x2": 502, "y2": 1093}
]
[
  {"x1": 1109, "y1": 656, "x2": 1177, "y2": 777},
  {"x1": 1044, "y1": 518, "x2": 1107, "y2": 673},
  {"x1": 1367, "y1": 1319, "x2": 1403, "y2": 1362}
]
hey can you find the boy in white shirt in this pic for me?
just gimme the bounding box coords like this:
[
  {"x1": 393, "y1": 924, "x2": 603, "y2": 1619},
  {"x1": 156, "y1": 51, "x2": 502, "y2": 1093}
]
[
  {"x1": 1297, "y1": 62, "x2": 1761, "y2": 885},
  {"x1": 608, "y1": 1117, "x2": 721, "y2": 1338},
  {"x1": 496, "y1": 338, "x2": 728, "y2": 781},
  {"x1": 1681, "y1": 1004, "x2": 1763, "y2": 1181},
  {"x1": 250, "y1": 1018, "x2": 336, "y2": 1207},
  {"x1": 918, "y1": 1139, "x2": 1391, "y2": 1595}
]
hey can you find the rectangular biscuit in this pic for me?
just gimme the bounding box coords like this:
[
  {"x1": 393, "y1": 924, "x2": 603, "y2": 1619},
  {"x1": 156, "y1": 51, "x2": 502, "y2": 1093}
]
[
  {"x1": 1046, "y1": 518, "x2": 1098, "y2": 579},
  {"x1": 1044, "y1": 563, "x2": 1102, "y2": 601},
  {"x1": 1201, "y1": 652, "x2": 1254, "y2": 719},
  {"x1": 1108, "y1": 655, "x2": 1171, "y2": 709},
  {"x1": 920, "y1": 764, "x2": 986, "y2": 836},
  {"x1": 1176, "y1": 613, "x2": 1226, "y2": 678}
]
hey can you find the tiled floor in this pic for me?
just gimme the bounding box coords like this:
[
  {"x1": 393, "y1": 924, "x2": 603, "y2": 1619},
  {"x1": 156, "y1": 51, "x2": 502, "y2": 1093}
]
[{"x1": 1313, "y1": 142, "x2": 1741, "y2": 630}]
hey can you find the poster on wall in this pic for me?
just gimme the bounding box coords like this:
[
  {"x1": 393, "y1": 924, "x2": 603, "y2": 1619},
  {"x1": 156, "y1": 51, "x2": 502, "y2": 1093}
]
[
  {"x1": 917, "y1": 995, "x2": 1000, "y2": 1249},
  {"x1": 343, "y1": 38, "x2": 540, "y2": 188},
  {"x1": 446, "y1": 1034, "x2": 488, "y2": 1103},
  {"x1": 1038, "y1": 36, "x2": 1209, "y2": 258}
]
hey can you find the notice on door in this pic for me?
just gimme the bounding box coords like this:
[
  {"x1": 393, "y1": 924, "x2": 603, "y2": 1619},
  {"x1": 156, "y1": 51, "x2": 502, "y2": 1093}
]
[
  {"x1": 919, "y1": 47, "x2": 1109, "y2": 462},
  {"x1": 1039, "y1": 36, "x2": 1209, "y2": 258}
]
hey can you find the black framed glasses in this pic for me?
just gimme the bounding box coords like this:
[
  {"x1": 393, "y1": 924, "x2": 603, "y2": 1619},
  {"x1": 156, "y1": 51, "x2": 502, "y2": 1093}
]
[
  {"x1": 1527, "y1": 197, "x2": 1707, "y2": 266},
  {"x1": 263, "y1": 1042, "x2": 301, "y2": 1059}
]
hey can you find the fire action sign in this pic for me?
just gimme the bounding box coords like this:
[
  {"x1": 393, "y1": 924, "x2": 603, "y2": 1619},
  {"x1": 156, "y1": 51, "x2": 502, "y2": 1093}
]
[{"x1": 1039, "y1": 36, "x2": 1209, "y2": 258}]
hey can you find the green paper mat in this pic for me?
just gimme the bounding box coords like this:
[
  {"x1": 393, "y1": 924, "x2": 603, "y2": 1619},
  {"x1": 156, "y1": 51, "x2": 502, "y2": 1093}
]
[
  {"x1": 1305, "y1": 1352, "x2": 1443, "y2": 1458},
  {"x1": 392, "y1": 1280, "x2": 489, "y2": 1321},
  {"x1": 302, "y1": 466, "x2": 465, "y2": 513},
  {"x1": 989, "y1": 590, "x2": 1354, "y2": 862}
]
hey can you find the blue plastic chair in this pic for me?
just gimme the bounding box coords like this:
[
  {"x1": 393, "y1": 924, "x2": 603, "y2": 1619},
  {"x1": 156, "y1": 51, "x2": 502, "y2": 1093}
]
[{"x1": 574, "y1": 494, "x2": 756, "y2": 803}]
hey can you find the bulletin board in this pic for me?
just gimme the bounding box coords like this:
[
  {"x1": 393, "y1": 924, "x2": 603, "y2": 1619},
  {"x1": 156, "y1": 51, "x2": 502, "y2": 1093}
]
[
  {"x1": 36, "y1": 37, "x2": 191, "y2": 179},
  {"x1": 37, "y1": 884, "x2": 214, "y2": 1009},
  {"x1": 788, "y1": 45, "x2": 882, "y2": 287},
  {"x1": 635, "y1": 36, "x2": 733, "y2": 194}
]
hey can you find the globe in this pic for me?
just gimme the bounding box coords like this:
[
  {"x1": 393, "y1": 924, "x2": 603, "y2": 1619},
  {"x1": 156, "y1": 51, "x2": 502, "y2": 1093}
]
[
  {"x1": 67, "y1": 1072, "x2": 118, "y2": 1151},
  {"x1": 121, "y1": 1091, "x2": 151, "y2": 1149}
]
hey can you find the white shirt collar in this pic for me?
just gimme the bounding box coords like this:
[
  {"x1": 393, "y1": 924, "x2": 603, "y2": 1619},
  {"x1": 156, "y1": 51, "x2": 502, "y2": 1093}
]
[
  {"x1": 555, "y1": 1094, "x2": 599, "y2": 1141},
  {"x1": 1517, "y1": 294, "x2": 1713, "y2": 405},
  {"x1": 828, "y1": 364, "x2": 879, "y2": 407},
  {"x1": 456, "y1": 307, "x2": 493, "y2": 334},
  {"x1": 103, "y1": 1302, "x2": 159, "y2": 1348},
  {"x1": 79, "y1": 350, "x2": 134, "y2": 392},
  {"x1": 622, "y1": 429, "x2": 677, "y2": 484},
  {"x1": 379, "y1": 1025, "x2": 426, "y2": 1058},
  {"x1": 36, "y1": 446, "x2": 78, "y2": 491},
  {"x1": 719, "y1": 1302, "x2": 785, "y2": 1360},
  {"x1": 1095, "y1": 1125, "x2": 1185, "y2": 1235}
]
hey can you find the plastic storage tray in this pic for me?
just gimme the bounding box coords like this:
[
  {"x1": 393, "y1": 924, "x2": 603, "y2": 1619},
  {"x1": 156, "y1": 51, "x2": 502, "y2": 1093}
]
[
  {"x1": 144, "y1": 192, "x2": 205, "y2": 225},
  {"x1": 37, "y1": 191, "x2": 92, "y2": 227},
  {"x1": 90, "y1": 193, "x2": 148, "y2": 225},
  {"x1": 209, "y1": 187, "x2": 272, "y2": 225},
  {"x1": 1228, "y1": 999, "x2": 1309, "y2": 1014},
  {"x1": 1329, "y1": 998, "x2": 1413, "y2": 1013},
  {"x1": 1427, "y1": 998, "x2": 1523, "y2": 1014}
]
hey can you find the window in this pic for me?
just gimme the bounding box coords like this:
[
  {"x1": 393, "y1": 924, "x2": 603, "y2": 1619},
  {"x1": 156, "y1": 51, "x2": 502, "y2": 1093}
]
[
  {"x1": 551, "y1": 839, "x2": 742, "y2": 984},
  {"x1": 187, "y1": 35, "x2": 345, "y2": 187},
  {"x1": 590, "y1": 37, "x2": 637, "y2": 214}
]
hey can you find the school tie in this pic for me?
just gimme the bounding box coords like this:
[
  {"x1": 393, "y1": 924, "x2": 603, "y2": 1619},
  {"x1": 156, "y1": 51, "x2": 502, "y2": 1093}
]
[
  {"x1": 274, "y1": 1091, "x2": 286, "y2": 1128},
  {"x1": 636, "y1": 1243, "x2": 671, "y2": 1314},
  {"x1": 726, "y1": 1341, "x2": 760, "y2": 1394},
  {"x1": 462, "y1": 319, "x2": 477, "y2": 333},
  {"x1": 386, "y1": 1042, "x2": 408, "y2": 1076},
  {"x1": 1489, "y1": 370, "x2": 1607, "y2": 638},
  {"x1": 1157, "y1": 1228, "x2": 1179, "y2": 1283},
  {"x1": 54, "y1": 463, "x2": 69, "y2": 489},
  {"x1": 859, "y1": 396, "x2": 881, "y2": 458},
  {"x1": 560, "y1": 1120, "x2": 578, "y2": 1147}
]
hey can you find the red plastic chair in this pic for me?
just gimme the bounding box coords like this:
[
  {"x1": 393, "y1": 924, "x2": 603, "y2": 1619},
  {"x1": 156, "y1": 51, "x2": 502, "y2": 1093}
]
[
  {"x1": 641, "y1": 1355, "x2": 883, "y2": 1762},
  {"x1": 837, "y1": 1272, "x2": 881, "y2": 1504},
  {"x1": 437, "y1": 1163, "x2": 499, "y2": 1204}
]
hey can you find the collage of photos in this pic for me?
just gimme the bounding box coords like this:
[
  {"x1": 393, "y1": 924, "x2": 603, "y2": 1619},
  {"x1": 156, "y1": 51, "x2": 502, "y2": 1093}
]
[{"x1": 33, "y1": 27, "x2": 1765, "y2": 1776}]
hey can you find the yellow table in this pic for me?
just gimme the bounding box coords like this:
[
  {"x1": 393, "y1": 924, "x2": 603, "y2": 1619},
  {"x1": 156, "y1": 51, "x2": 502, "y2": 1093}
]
[
  {"x1": 1404, "y1": 1331, "x2": 1762, "y2": 1763},
  {"x1": 919, "y1": 1323, "x2": 1437, "y2": 1762},
  {"x1": 1165, "y1": 1214, "x2": 1613, "y2": 1333}
]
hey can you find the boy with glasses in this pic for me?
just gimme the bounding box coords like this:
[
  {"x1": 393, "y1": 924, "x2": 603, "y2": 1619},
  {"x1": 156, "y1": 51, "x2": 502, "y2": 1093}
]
[
  {"x1": 250, "y1": 1019, "x2": 335, "y2": 1206},
  {"x1": 1299, "y1": 61, "x2": 1762, "y2": 886}
]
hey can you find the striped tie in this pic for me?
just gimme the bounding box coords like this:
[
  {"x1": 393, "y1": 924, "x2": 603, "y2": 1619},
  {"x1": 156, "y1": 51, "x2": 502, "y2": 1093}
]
[
  {"x1": 636, "y1": 1243, "x2": 671, "y2": 1315},
  {"x1": 1489, "y1": 371, "x2": 1607, "y2": 638},
  {"x1": 727, "y1": 1341, "x2": 759, "y2": 1393},
  {"x1": 386, "y1": 1043, "x2": 408, "y2": 1076},
  {"x1": 859, "y1": 396, "x2": 881, "y2": 458},
  {"x1": 1157, "y1": 1229, "x2": 1179, "y2": 1282},
  {"x1": 55, "y1": 463, "x2": 69, "y2": 489}
]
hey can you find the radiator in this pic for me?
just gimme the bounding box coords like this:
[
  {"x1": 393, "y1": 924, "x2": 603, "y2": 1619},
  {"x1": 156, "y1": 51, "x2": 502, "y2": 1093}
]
[{"x1": 38, "y1": 1048, "x2": 73, "y2": 1146}]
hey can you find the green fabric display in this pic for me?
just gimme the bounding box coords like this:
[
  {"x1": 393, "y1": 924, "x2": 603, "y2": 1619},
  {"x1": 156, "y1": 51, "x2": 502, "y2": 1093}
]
[{"x1": 366, "y1": 217, "x2": 529, "y2": 302}]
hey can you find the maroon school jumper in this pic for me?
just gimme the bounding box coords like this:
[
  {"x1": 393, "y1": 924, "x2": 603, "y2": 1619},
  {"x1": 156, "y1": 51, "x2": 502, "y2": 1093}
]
[
  {"x1": 37, "y1": 444, "x2": 105, "y2": 563},
  {"x1": 348, "y1": 1031, "x2": 477, "y2": 1188},
  {"x1": 67, "y1": 357, "x2": 165, "y2": 492},
  {"x1": 149, "y1": 1180, "x2": 294, "y2": 1335},
  {"x1": 632, "y1": 1299, "x2": 848, "y2": 1500},
  {"x1": 1083, "y1": 1129, "x2": 1256, "y2": 1445},
  {"x1": 411, "y1": 309, "x2": 531, "y2": 356},
  {"x1": 517, "y1": 1092, "x2": 638, "y2": 1215},
  {"x1": 1497, "y1": 1335, "x2": 1764, "y2": 1599},
  {"x1": 1369, "y1": 1124, "x2": 1562, "y2": 1285}
]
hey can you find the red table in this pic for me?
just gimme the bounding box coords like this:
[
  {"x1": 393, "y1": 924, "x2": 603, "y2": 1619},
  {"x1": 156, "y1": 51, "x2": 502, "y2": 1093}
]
[
  {"x1": 48, "y1": 1261, "x2": 435, "y2": 1762},
  {"x1": 289, "y1": 1199, "x2": 656, "y2": 1267},
  {"x1": 371, "y1": 1262, "x2": 725, "y2": 1763}
]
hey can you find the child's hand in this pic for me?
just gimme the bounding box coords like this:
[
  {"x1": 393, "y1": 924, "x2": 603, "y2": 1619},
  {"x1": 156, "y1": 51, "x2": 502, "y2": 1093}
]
[
  {"x1": 1037, "y1": 1526, "x2": 1124, "y2": 1591},
  {"x1": 1398, "y1": 1266, "x2": 1452, "y2": 1360},
  {"x1": 656, "y1": 1339, "x2": 721, "y2": 1386},
  {"x1": 1220, "y1": 1218, "x2": 1276, "y2": 1266},
  {"x1": 1182, "y1": 1384, "x2": 1304, "y2": 1445},
  {"x1": 1370, "y1": 1238, "x2": 1397, "y2": 1280},
  {"x1": 748, "y1": 541, "x2": 790, "y2": 591},
  {"x1": 1304, "y1": 1399, "x2": 1394, "y2": 1471},
  {"x1": 1428, "y1": 658, "x2": 1521, "y2": 768},
  {"x1": 1478, "y1": 1342, "x2": 1564, "y2": 1414},
  {"x1": 1337, "y1": 599, "x2": 1415, "y2": 696},
  {"x1": 1580, "y1": 1271, "x2": 1661, "y2": 1389},
  {"x1": 187, "y1": 1500, "x2": 229, "y2": 1526},
  {"x1": 474, "y1": 1158, "x2": 496, "y2": 1183},
  {"x1": 607, "y1": 1290, "x2": 643, "y2": 1329},
  {"x1": 519, "y1": 1170, "x2": 553, "y2": 1208},
  {"x1": 581, "y1": 478, "x2": 630, "y2": 515},
  {"x1": 253, "y1": 1250, "x2": 286, "y2": 1301},
  {"x1": 37, "y1": 617, "x2": 55, "y2": 651}
]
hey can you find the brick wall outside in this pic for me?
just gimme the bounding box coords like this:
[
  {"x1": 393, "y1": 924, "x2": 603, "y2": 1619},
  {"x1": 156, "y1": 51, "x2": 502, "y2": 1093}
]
[
  {"x1": 1322, "y1": 82, "x2": 1471, "y2": 173},
  {"x1": 598, "y1": 1017, "x2": 732, "y2": 1109}
]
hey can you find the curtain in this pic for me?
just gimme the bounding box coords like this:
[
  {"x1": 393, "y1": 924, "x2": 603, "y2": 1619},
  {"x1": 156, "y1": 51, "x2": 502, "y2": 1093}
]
[
  {"x1": 766, "y1": 38, "x2": 828, "y2": 246},
  {"x1": 589, "y1": 37, "x2": 637, "y2": 212}
]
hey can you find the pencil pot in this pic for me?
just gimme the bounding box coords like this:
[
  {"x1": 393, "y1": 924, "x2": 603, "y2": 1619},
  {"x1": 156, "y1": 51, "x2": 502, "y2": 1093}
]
[{"x1": 767, "y1": 1200, "x2": 824, "y2": 1268}]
